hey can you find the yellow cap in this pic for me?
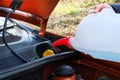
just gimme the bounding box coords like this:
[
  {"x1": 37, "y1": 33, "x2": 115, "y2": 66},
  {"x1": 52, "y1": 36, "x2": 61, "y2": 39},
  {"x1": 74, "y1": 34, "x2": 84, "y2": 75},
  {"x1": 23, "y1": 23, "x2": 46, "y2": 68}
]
[{"x1": 42, "y1": 49, "x2": 55, "y2": 57}]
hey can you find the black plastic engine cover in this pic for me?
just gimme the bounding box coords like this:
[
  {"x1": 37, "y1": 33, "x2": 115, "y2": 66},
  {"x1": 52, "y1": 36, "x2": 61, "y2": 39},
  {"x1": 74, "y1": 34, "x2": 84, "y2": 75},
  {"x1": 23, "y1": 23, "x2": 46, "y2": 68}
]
[{"x1": 0, "y1": 17, "x2": 52, "y2": 72}]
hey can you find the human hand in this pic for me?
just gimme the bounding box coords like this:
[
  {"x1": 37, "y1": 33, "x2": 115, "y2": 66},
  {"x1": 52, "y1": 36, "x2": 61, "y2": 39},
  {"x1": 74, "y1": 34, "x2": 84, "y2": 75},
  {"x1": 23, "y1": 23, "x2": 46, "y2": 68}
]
[{"x1": 92, "y1": 4, "x2": 113, "y2": 13}]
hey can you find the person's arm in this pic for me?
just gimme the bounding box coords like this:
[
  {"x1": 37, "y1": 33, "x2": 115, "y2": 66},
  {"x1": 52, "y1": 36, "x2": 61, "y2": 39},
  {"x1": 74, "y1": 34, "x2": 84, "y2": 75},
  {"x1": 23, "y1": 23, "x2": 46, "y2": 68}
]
[
  {"x1": 110, "y1": 4, "x2": 120, "y2": 13},
  {"x1": 93, "y1": 4, "x2": 120, "y2": 13}
]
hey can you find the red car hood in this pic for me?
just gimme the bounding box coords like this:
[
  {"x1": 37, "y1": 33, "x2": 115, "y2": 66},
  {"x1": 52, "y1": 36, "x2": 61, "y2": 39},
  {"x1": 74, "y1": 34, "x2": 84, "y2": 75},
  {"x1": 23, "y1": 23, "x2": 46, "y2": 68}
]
[{"x1": 0, "y1": 0, "x2": 59, "y2": 36}]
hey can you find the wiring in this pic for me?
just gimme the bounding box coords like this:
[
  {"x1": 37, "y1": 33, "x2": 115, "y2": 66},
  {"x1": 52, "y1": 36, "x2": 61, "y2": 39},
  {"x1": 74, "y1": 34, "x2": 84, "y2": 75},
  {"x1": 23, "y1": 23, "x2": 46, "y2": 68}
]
[
  {"x1": 0, "y1": 25, "x2": 14, "y2": 32},
  {"x1": 2, "y1": 10, "x2": 27, "y2": 62},
  {"x1": 9, "y1": 19, "x2": 32, "y2": 46}
]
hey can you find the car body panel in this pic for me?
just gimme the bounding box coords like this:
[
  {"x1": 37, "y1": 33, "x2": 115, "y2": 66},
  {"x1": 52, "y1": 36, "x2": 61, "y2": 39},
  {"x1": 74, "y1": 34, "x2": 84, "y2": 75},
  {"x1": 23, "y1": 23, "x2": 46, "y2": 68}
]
[{"x1": 0, "y1": 0, "x2": 59, "y2": 19}]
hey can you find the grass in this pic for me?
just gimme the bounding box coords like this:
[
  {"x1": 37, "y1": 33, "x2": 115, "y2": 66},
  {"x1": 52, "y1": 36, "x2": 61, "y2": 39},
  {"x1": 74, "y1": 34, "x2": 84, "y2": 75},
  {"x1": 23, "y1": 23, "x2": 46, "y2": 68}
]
[{"x1": 47, "y1": 0, "x2": 115, "y2": 37}]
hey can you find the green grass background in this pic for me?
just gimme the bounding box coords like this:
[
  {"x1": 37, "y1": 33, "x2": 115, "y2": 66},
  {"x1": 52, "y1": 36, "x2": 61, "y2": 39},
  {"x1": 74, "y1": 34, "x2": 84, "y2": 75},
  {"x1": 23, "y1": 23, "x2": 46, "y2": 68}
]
[{"x1": 47, "y1": 0, "x2": 115, "y2": 37}]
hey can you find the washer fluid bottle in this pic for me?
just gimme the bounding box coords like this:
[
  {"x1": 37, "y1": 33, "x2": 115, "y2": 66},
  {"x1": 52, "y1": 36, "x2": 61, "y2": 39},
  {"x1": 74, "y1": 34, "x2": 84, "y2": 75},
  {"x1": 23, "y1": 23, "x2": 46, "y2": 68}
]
[{"x1": 69, "y1": 8, "x2": 120, "y2": 62}]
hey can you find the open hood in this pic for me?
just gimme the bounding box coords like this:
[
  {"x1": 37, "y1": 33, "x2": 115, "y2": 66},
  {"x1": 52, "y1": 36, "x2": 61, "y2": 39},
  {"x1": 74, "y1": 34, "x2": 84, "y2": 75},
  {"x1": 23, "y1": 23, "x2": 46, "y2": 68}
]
[{"x1": 0, "y1": 0, "x2": 59, "y2": 36}]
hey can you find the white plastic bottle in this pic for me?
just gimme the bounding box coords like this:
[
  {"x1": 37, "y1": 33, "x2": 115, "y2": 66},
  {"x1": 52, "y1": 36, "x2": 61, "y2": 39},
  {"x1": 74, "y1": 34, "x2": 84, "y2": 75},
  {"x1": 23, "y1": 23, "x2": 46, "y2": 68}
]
[{"x1": 69, "y1": 9, "x2": 120, "y2": 62}]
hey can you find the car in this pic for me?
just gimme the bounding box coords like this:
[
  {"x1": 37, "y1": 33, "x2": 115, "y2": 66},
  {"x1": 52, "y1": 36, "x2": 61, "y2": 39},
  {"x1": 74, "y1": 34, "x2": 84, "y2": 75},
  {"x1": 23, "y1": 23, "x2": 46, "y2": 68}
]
[{"x1": 0, "y1": 0, "x2": 120, "y2": 80}]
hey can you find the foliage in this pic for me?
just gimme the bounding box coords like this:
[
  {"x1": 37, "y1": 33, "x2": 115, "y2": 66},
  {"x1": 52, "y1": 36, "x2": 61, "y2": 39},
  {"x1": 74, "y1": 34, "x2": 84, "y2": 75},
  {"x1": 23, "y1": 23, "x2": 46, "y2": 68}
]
[{"x1": 47, "y1": 0, "x2": 115, "y2": 37}]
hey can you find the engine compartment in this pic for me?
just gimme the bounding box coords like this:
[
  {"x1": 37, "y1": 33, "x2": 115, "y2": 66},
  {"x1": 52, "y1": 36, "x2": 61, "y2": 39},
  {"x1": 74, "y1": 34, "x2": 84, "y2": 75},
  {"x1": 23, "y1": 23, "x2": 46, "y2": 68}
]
[
  {"x1": 0, "y1": 16, "x2": 80, "y2": 80},
  {"x1": 1, "y1": 0, "x2": 120, "y2": 79},
  {"x1": 0, "y1": 16, "x2": 50, "y2": 69}
]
